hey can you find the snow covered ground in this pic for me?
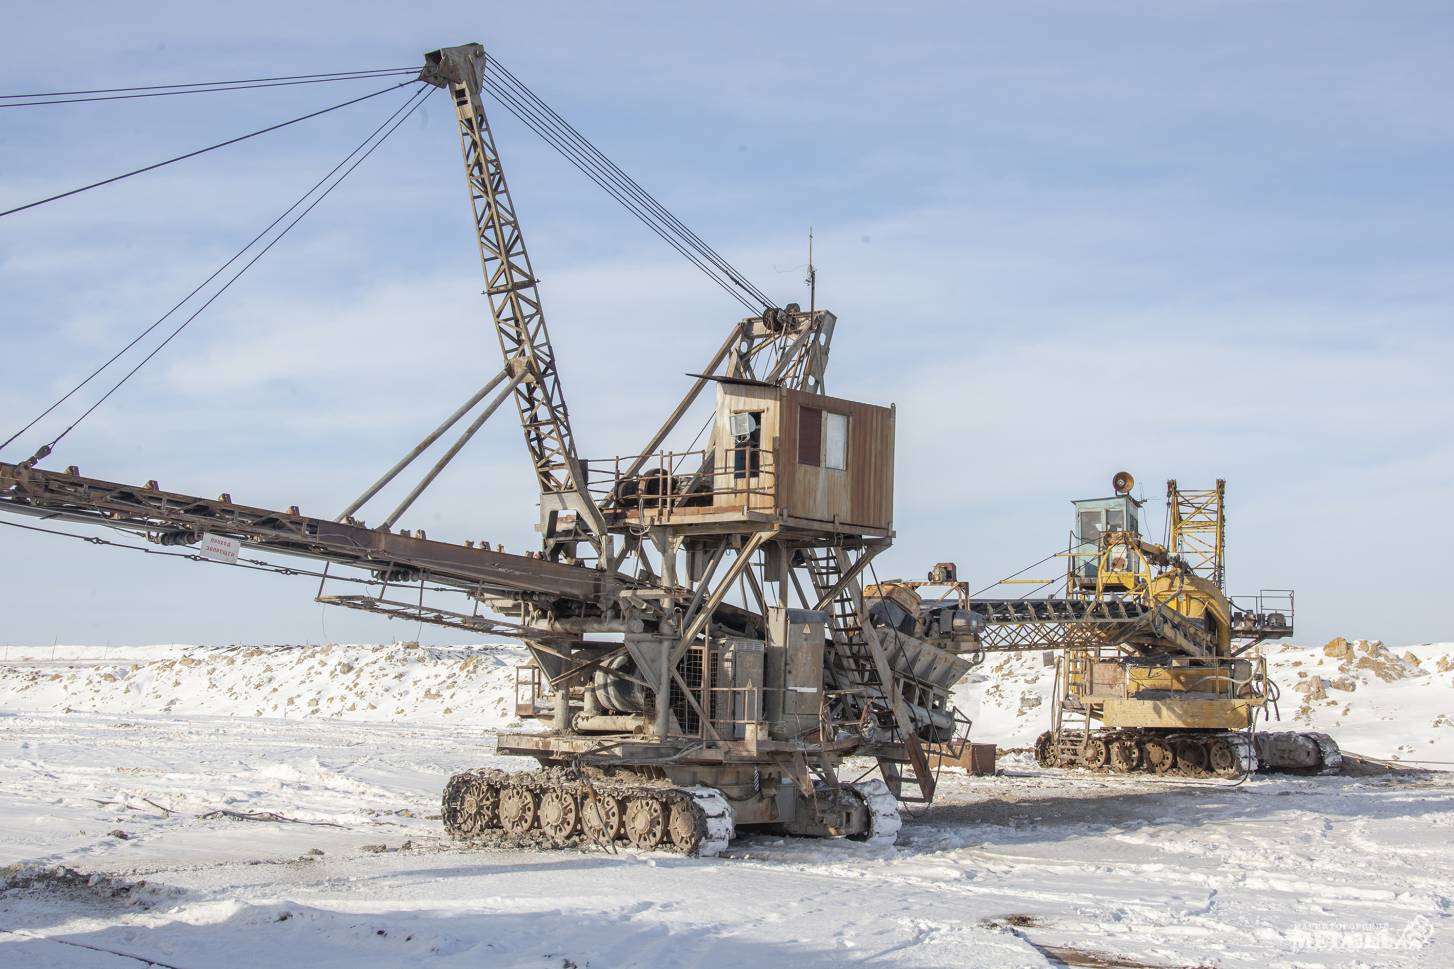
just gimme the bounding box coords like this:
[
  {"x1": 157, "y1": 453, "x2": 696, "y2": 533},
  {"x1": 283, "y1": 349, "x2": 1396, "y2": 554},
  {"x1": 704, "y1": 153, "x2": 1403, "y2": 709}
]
[
  {"x1": 0, "y1": 640, "x2": 1450, "y2": 968},
  {"x1": 6, "y1": 636, "x2": 1449, "y2": 762}
]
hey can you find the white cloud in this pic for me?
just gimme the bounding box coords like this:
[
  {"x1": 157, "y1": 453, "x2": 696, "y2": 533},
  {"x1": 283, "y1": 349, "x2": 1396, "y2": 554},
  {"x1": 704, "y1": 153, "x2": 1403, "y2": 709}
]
[{"x1": 2, "y1": 2, "x2": 1451, "y2": 647}]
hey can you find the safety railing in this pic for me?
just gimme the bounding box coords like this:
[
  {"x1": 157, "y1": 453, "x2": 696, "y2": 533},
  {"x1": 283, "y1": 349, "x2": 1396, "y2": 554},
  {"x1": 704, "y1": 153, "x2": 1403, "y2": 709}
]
[
  {"x1": 1229, "y1": 589, "x2": 1295, "y2": 640},
  {"x1": 586, "y1": 446, "x2": 777, "y2": 520},
  {"x1": 514, "y1": 664, "x2": 543, "y2": 718}
]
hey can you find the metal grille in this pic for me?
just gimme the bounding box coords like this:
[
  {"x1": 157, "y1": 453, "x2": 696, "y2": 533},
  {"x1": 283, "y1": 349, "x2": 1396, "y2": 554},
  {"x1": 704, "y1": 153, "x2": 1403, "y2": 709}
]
[{"x1": 671, "y1": 645, "x2": 704, "y2": 735}]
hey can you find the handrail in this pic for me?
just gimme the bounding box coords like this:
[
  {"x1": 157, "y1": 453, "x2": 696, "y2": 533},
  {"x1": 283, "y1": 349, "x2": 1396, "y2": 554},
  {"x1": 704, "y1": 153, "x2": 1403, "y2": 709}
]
[{"x1": 585, "y1": 446, "x2": 777, "y2": 518}]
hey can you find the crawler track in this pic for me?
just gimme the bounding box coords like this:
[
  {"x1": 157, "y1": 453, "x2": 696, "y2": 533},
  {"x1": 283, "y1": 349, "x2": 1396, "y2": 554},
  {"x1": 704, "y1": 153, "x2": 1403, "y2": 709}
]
[
  {"x1": 1035, "y1": 730, "x2": 1272, "y2": 778},
  {"x1": 1254, "y1": 730, "x2": 1343, "y2": 775},
  {"x1": 1035, "y1": 728, "x2": 1342, "y2": 777},
  {"x1": 442, "y1": 768, "x2": 735, "y2": 857}
]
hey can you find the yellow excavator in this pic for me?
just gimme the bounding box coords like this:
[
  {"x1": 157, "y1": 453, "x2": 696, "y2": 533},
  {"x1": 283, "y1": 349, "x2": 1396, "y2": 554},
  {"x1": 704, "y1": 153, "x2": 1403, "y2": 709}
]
[{"x1": 968, "y1": 473, "x2": 1339, "y2": 777}]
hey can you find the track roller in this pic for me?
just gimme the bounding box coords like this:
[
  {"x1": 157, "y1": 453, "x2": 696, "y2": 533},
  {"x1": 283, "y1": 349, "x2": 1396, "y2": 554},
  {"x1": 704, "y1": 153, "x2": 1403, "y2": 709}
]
[
  {"x1": 1109, "y1": 736, "x2": 1143, "y2": 773},
  {"x1": 538, "y1": 789, "x2": 579, "y2": 844},
  {"x1": 442, "y1": 771, "x2": 497, "y2": 836},
  {"x1": 624, "y1": 796, "x2": 666, "y2": 849},
  {"x1": 1206, "y1": 735, "x2": 1257, "y2": 777},
  {"x1": 1034, "y1": 730, "x2": 1055, "y2": 768},
  {"x1": 498, "y1": 785, "x2": 538, "y2": 835},
  {"x1": 668, "y1": 800, "x2": 702, "y2": 851},
  {"x1": 580, "y1": 792, "x2": 622, "y2": 844},
  {"x1": 1079, "y1": 736, "x2": 1109, "y2": 769},
  {"x1": 1143, "y1": 737, "x2": 1176, "y2": 774},
  {"x1": 1172, "y1": 738, "x2": 1210, "y2": 776}
]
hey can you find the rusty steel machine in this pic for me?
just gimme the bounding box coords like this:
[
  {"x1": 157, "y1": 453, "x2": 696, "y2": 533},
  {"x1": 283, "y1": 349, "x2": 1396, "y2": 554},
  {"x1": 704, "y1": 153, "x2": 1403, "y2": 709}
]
[
  {"x1": 0, "y1": 45, "x2": 984, "y2": 854},
  {"x1": 971, "y1": 473, "x2": 1339, "y2": 777}
]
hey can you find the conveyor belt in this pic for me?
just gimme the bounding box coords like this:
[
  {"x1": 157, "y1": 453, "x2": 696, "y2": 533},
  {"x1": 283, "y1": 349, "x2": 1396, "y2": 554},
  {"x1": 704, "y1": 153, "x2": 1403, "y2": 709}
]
[
  {"x1": 0, "y1": 461, "x2": 626, "y2": 605},
  {"x1": 970, "y1": 596, "x2": 1217, "y2": 658}
]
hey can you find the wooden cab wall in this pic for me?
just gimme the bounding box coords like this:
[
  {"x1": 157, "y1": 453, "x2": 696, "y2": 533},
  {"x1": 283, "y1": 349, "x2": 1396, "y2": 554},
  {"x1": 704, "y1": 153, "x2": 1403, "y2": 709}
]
[{"x1": 712, "y1": 381, "x2": 894, "y2": 536}]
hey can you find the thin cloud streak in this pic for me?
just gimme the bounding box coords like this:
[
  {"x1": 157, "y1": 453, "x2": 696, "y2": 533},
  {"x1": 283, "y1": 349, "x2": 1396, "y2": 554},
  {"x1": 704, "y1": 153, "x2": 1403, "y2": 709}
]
[{"x1": 1, "y1": 2, "x2": 1450, "y2": 647}]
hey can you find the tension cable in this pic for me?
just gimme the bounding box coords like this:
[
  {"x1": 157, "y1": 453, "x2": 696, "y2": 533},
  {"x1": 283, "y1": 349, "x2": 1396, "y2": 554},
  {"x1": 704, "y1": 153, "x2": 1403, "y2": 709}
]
[
  {"x1": 4, "y1": 84, "x2": 435, "y2": 464},
  {"x1": 0, "y1": 79, "x2": 417, "y2": 219},
  {"x1": 480, "y1": 52, "x2": 777, "y2": 313},
  {"x1": 0, "y1": 69, "x2": 419, "y2": 108},
  {"x1": 492, "y1": 57, "x2": 776, "y2": 310},
  {"x1": 1, "y1": 82, "x2": 428, "y2": 456},
  {"x1": 0, "y1": 67, "x2": 416, "y2": 100}
]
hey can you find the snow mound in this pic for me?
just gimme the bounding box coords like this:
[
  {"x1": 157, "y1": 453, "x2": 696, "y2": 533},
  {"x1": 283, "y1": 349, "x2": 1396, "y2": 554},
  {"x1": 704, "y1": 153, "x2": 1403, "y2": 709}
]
[
  {"x1": 950, "y1": 638, "x2": 1454, "y2": 764},
  {"x1": 1, "y1": 638, "x2": 1450, "y2": 763},
  {"x1": 0, "y1": 642, "x2": 530, "y2": 727},
  {"x1": 0, "y1": 863, "x2": 178, "y2": 909}
]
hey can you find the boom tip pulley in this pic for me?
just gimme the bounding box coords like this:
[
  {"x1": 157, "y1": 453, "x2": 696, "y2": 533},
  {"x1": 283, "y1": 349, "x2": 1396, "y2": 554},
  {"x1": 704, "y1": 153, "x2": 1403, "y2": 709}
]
[{"x1": 419, "y1": 43, "x2": 485, "y2": 90}]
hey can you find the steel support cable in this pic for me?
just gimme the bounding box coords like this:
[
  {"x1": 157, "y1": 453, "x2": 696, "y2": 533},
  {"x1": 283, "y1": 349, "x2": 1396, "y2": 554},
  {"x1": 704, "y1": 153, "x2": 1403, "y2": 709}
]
[
  {"x1": 481, "y1": 75, "x2": 758, "y2": 311},
  {"x1": 969, "y1": 548, "x2": 1066, "y2": 599},
  {"x1": 485, "y1": 57, "x2": 776, "y2": 310},
  {"x1": 1, "y1": 82, "x2": 428, "y2": 456},
  {"x1": 484, "y1": 67, "x2": 773, "y2": 311},
  {"x1": 0, "y1": 79, "x2": 416, "y2": 219},
  {"x1": 490, "y1": 60, "x2": 778, "y2": 312},
  {"x1": 491, "y1": 61, "x2": 777, "y2": 312},
  {"x1": 481, "y1": 77, "x2": 759, "y2": 313},
  {"x1": 19, "y1": 84, "x2": 436, "y2": 463},
  {"x1": 1, "y1": 70, "x2": 421, "y2": 108},
  {"x1": 0, "y1": 67, "x2": 418, "y2": 100}
]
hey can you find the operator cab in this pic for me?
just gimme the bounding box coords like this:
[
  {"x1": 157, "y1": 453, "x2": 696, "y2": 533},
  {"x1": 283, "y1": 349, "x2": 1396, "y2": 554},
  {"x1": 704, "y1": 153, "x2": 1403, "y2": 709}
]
[
  {"x1": 602, "y1": 375, "x2": 895, "y2": 541},
  {"x1": 1070, "y1": 491, "x2": 1143, "y2": 592}
]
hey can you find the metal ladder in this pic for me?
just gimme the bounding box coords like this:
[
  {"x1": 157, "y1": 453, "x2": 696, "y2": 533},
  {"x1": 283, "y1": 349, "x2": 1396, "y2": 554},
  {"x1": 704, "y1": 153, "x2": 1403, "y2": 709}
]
[
  {"x1": 1054, "y1": 649, "x2": 1100, "y2": 762},
  {"x1": 800, "y1": 548, "x2": 935, "y2": 803}
]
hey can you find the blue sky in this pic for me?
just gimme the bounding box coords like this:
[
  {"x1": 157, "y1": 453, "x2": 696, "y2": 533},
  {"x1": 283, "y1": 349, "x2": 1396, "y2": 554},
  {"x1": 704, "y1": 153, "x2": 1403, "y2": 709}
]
[{"x1": 2, "y1": 2, "x2": 1450, "y2": 647}]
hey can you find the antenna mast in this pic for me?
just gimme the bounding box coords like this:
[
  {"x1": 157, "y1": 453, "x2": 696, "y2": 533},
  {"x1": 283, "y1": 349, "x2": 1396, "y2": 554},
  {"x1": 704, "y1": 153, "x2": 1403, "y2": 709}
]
[{"x1": 806, "y1": 226, "x2": 816, "y2": 315}]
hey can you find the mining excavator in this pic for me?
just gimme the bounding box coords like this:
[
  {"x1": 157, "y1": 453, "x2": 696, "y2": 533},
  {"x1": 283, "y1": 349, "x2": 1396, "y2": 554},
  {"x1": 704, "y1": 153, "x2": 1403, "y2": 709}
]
[
  {"x1": 943, "y1": 473, "x2": 1340, "y2": 777},
  {"x1": 0, "y1": 44, "x2": 985, "y2": 854}
]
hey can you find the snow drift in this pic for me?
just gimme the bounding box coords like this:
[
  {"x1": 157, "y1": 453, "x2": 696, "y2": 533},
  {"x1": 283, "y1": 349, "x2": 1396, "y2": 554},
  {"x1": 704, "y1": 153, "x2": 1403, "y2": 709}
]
[
  {"x1": 1, "y1": 638, "x2": 1450, "y2": 763},
  {"x1": 0, "y1": 642, "x2": 527, "y2": 729}
]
